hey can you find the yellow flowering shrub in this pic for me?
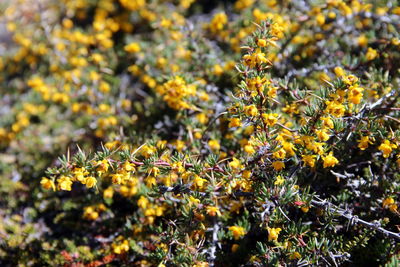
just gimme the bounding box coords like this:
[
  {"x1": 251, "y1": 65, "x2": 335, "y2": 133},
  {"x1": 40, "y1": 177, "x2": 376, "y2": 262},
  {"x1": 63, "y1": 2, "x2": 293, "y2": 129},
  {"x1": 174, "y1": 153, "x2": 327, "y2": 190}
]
[{"x1": 0, "y1": 0, "x2": 400, "y2": 266}]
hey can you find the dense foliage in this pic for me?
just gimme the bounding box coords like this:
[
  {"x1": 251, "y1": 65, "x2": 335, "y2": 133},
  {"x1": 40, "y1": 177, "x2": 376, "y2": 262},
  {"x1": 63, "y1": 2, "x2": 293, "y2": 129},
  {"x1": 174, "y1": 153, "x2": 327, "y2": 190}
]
[{"x1": 0, "y1": 0, "x2": 400, "y2": 266}]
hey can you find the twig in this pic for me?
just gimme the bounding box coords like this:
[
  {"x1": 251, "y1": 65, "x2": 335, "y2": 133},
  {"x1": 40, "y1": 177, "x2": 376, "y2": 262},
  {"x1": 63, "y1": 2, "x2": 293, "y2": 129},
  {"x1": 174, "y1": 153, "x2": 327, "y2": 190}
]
[
  {"x1": 311, "y1": 198, "x2": 400, "y2": 241},
  {"x1": 208, "y1": 217, "x2": 219, "y2": 267}
]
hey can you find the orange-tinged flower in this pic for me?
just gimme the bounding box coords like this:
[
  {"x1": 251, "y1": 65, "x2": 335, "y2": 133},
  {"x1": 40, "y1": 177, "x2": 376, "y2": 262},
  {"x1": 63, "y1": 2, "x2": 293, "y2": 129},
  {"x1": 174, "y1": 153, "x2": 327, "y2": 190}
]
[
  {"x1": 357, "y1": 136, "x2": 373, "y2": 150},
  {"x1": 272, "y1": 161, "x2": 285, "y2": 171},
  {"x1": 206, "y1": 206, "x2": 221, "y2": 217},
  {"x1": 383, "y1": 197, "x2": 398, "y2": 212},
  {"x1": 228, "y1": 226, "x2": 246, "y2": 240},
  {"x1": 40, "y1": 177, "x2": 55, "y2": 191},
  {"x1": 229, "y1": 118, "x2": 241, "y2": 128}
]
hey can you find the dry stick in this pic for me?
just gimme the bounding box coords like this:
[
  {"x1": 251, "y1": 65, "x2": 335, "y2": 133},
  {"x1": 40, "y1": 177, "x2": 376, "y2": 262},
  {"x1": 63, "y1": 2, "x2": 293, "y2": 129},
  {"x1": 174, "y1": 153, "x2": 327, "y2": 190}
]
[{"x1": 311, "y1": 198, "x2": 400, "y2": 241}]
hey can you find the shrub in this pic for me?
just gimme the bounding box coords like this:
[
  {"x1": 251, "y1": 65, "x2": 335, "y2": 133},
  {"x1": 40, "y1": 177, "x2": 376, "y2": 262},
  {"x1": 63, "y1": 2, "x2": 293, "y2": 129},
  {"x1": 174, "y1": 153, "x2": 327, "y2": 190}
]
[{"x1": 0, "y1": 0, "x2": 399, "y2": 266}]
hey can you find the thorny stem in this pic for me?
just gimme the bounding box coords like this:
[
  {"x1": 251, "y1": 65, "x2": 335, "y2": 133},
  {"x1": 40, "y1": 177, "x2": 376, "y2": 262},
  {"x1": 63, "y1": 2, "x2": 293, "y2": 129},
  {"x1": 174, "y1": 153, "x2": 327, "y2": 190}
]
[
  {"x1": 159, "y1": 187, "x2": 400, "y2": 242},
  {"x1": 311, "y1": 198, "x2": 400, "y2": 241}
]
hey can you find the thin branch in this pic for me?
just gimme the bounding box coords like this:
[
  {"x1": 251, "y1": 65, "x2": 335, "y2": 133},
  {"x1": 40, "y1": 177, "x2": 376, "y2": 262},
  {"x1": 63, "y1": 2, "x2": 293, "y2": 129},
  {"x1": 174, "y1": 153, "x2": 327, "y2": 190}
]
[
  {"x1": 311, "y1": 198, "x2": 400, "y2": 241},
  {"x1": 208, "y1": 217, "x2": 219, "y2": 267}
]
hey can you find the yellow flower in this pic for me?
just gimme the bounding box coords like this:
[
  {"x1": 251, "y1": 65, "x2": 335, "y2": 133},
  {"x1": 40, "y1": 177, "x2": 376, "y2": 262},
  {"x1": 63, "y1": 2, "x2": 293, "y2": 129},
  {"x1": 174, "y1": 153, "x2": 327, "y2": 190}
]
[
  {"x1": 242, "y1": 170, "x2": 252, "y2": 179},
  {"x1": 334, "y1": 66, "x2": 346, "y2": 77},
  {"x1": 99, "y1": 81, "x2": 111, "y2": 93},
  {"x1": 122, "y1": 161, "x2": 135, "y2": 172},
  {"x1": 206, "y1": 206, "x2": 221, "y2": 217},
  {"x1": 378, "y1": 140, "x2": 397, "y2": 158},
  {"x1": 40, "y1": 177, "x2": 55, "y2": 191},
  {"x1": 228, "y1": 226, "x2": 246, "y2": 240},
  {"x1": 193, "y1": 262, "x2": 209, "y2": 267},
  {"x1": 246, "y1": 76, "x2": 267, "y2": 94},
  {"x1": 302, "y1": 154, "x2": 316, "y2": 168},
  {"x1": 196, "y1": 113, "x2": 208, "y2": 124},
  {"x1": 231, "y1": 244, "x2": 240, "y2": 253},
  {"x1": 244, "y1": 105, "x2": 258, "y2": 117},
  {"x1": 273, "y1": 148, "x2": 286, "y2": 159},
  {"x1": 58, "y1": 176, "x2": 73, "y2": 191},
  {"x1": 111, "y1": 173, "x2": 124, "y2": 185},
  {"x1": 148, "y1": 166, "x2": 160, "y2": 177},
  {"x1": 85, "y1": 176, "x2": 97, "y2": 188},
  {"x1": 366, "y1": 47, "x2": 378, "y2": 61},
  {"x1": 103, "y1": 186, "x2": 114, "y2": 199},
  {"x1": 244, "y1": 144, "x2": 256, "y2": 155},
  {"x1": 382, "y1": 197, "x2": 397, "y2": 212},
  {"x1": 315, "y1": 129, "x2": 330, "y2": 141},
  {"x1": 141, "y1": 144, "x2": 156, "y2": 158},
  {"x1": 193, "y1": 175, "x2": 207, "y2": 189},
  {"x1": 96, "y1": 159, "x2": 109, "y2": 173},
  {"x1": 188, "y1": 195, "x2": 201, "y2": 207},
  {"x1": 274, "y1": 175, "x2": 285, "y2": 185},
  {"x1": 229, "y1": 157, "x2": 242, "y2": 169},
  {"x1": 137, "y1": 195, "x2": 149, "y2": 209},
  {"x1": 208, "y1": 139, "x2": 220, "y2": 151},
  {"x1": 213, "y1": 64, "x2": 224, "y2": 76},
  {"x1": 290, "y1": 252, "x2": 301, "y2": 260},
  {"x1": 342, "y1": 74, "x2": 359, "y2": 85},
  {"x1": 282, "y1": 141, "x2": 296, "y2": 156},
  {"x1": 234, "y1": 0, "x2": 255, "y2": 10},
  {"x1": 348, "y1": 86, "x2": 364, "y2": 104},
  {"x1": 321, "y1": 116, "x2": 334, "y2": 129},
  {"x1": 124, "y1": 42, "x2": 141, "y2": 53},
  {"x1": 112, "y1": 240, "x2": 129, "y2": 254},
  {"x1": 301, "y1": 206, "x2": 310, "y2": 213},
  {"x1": 209, "y1": 12, "x2": 228, "y2": 34},
  {"x1": 228, "y1": 118, "x2": 241, "y2": 128},
  {"x1": 262, "y1": 113, "x2": 278, "y2": 126},
  {"x1": 357, "y1": 34, "x2": 368, "y2": 47},
  {"x1": 267, "y1": 227, "x2": 282, "y2": 241},
  {"x1": 243, "y1": 49, "x2": 270, "y2": 68},
  {"x1": 316, "y1": 13, "x2": 325, "y2": 26},
  {"x1": 257, "y1": 39, "x2": 267, "y2": 47},
  {"x1": 272, "y1": 161, "x2": 285, "y2": 171},
  {"x1": 73, "y1": 168, "x2": 86, "y2": 183},
  {"x1": 325, "y1": 100, "x2": 345, "y2": 117},
  {"x1": 357, "y1": 136, "x2": 373, "y2": 150},
  {"x1": 322, "y1": 152, "x2": 339, "y2": 168}
]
